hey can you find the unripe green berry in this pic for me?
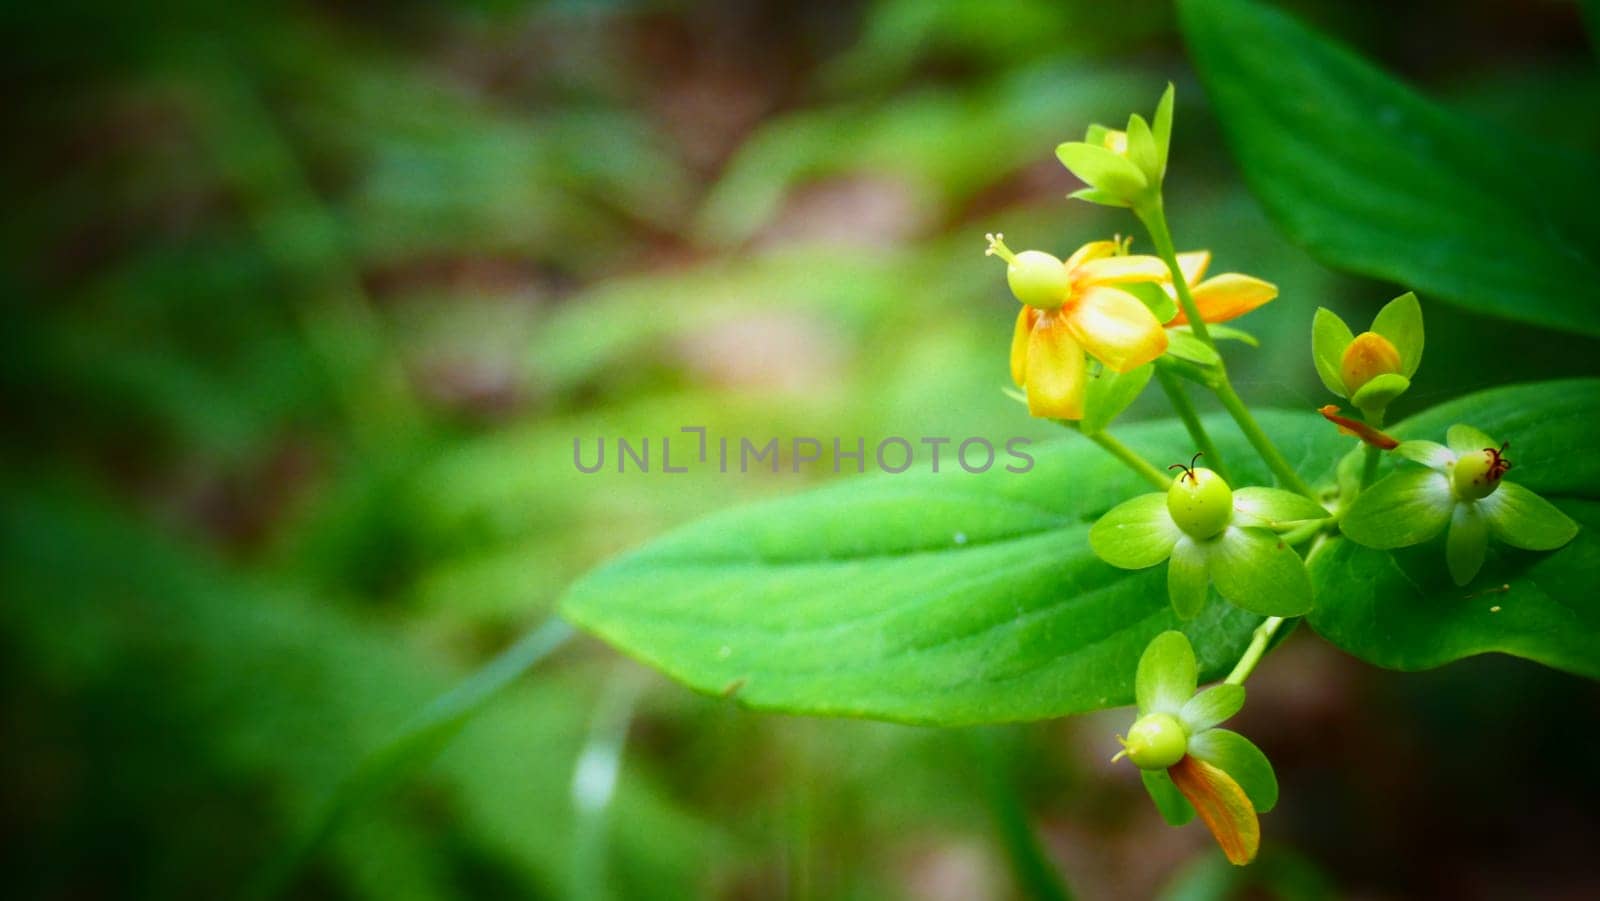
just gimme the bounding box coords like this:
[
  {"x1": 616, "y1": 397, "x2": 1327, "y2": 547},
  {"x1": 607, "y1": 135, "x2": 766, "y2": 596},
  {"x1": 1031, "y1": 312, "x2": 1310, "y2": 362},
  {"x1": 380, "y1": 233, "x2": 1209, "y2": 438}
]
[
  {"x1": 1005, "y1": 250, "x2": 1072, "y2": 310},
  {"x1": 1167, "y1": 467, "x2": 1233, "y2": 539},
  {"x1": 1451, "y1": 447, "x2": 1507, "y2": 501},
  {"x1": 1125, "y1": 712, "x2": 1188, "y2": 770}
]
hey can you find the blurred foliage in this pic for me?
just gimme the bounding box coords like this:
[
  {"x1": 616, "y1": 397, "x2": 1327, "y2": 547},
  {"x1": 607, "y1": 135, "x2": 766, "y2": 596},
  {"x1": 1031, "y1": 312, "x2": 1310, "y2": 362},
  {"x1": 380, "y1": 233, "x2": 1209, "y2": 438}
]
[{"x1": 3, "y1": 0, "x2": 1600, "y2": 898}]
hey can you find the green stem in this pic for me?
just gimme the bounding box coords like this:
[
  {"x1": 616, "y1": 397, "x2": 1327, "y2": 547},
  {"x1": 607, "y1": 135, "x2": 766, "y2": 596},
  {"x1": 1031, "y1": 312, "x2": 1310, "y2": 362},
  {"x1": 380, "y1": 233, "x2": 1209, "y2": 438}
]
[
  {"x1": 1224, "y1": 617, "x2": 1284, "y2": 686},
  {"x1": 1360, "y1": 409, "x2": 1385, "y2": 489},
  {"x1": 1154, "y1": 367, "x2": 1229, "y2": 481},
  {"x1": 1074, "y1": 425, "x2": 1171, "y2": 491},
  {"x1": 969, "y1": 730, "x2": 1075, "y2": 901},
  {"x1": 1138, "y1": 200, "x2": 1319, "y2": 501},
  {"x1": 1212, "y1": 380, "x2": 1319, "y2": 499}
]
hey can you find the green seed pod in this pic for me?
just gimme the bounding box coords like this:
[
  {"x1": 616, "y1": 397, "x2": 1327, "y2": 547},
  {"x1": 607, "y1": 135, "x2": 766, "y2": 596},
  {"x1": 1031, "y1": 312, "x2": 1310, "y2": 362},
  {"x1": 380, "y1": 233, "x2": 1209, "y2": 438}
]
[
  {"x1": 1125, "y1": 712, "x2": 1188, "y2": 770},
  {"x1": 1167, "y1": 465, "x2": 1233, "y2": 539},
  {"x1": 1004, "y1": 249, "x2": 1072, "y2": 310},
  {"x1": 1451, "y1": 445, "x2": 1509, "y2": 501}
]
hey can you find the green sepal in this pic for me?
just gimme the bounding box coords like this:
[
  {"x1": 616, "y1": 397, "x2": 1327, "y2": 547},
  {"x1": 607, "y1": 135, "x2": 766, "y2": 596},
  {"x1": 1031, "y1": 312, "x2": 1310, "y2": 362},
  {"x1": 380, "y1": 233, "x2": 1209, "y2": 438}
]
[
  {"x1": 1142, "y1": 768, "x2": 1196, "y2": 826},
  {"x1": 1081, "y1": 362, "x2": 1154, "y2": 436},
  {"x1": 1187, "y1": 729, "x2": 1278, "y2": 814},
  {"x1": 1204, "y1": 323, "x2": 1259, "y2": 346},
  {"x1": 1084, "y1": 123, "x2": 1113, "y2": 145},
  {"x1": 1207, "y1": 527, "x2": 1314, "y2": 616},
  {"x1": 1135, "y1": 630, "x2": 1197, "y2": 716},
  {"x1": 1311, "y1": 307, "x2": 1353, "y2": 397},
  {"x1": 1180, "y1": 684, "x2": 1245, "y2": 733},
  {"x1": 1067, "y1": 187, "x2": 1131, "y2": 208},
  {"x1": 1168, "y1": 537, "x2": 1210, "y2": 620},
  {"x1": 1125, "y1": 113, "x2": 1161, "y2": 185},
  {"x1": 1446, "y1": 423, "x2": 1497, "y2": 455},
  {"x1": 1151, "y1": 83, "x2": 1175, "y2": 175},
  {"x1": 1339, "y1": 468, "x2": 1454, "y2": 549},
  {"x1": 1056, "y1": 141, "x2": 1149, "y2": 199},
  {"x1": 1446, "y1": 502, "x2": 1488, "y2": 586},
  {"x1": 1119, "y1": 281, "x2": 1179, "y2": 324},
  {"x1": 1480, "y1": 481, "x2": 1580, "y2": 551},
  {"x1": 1351, "y1": 372, "x2": 1410, "y2": 415},
  {"x1": 1231, "y1": 487, "x2": 1330, "y2": 530},
  {"x1": 1371, "y1": 291, "x2": 1424, "y2": 377},
  {"x1": 1090, "y1": 493, "x2": 1180, "y2": 569},
  {"x1": 1394, "y1": 440, "x2": 1452, "y2": 469},
  {"x1": 1165, "y1": 329, "x2": 1221, "y2": 367}
]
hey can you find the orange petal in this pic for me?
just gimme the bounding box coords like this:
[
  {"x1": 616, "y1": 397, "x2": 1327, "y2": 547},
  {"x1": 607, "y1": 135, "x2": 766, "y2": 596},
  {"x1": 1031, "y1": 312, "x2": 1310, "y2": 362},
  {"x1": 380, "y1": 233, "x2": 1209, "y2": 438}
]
[
  {"x1": 1176, "y1": 250, "x2": 1211, "y2": 286},
  {"x1": 1064, "y1": 286, "x2": 1169, "y2": 373},
  {"x1": 1063, "y1": 240, "x2": 1119, "y2": 272},
  {"x1": 1024, "y1": 312, "x2": 1086, "y2": 419},
  {"x1": 1318, "y1": 405, "x2": 1399, "y2": 449},
  {"x1": 1169, "y1": 755, "x2": 1261, "y2": 866},
  {"x1": 1171, "y1": 273, "x2": 1279, "y2": 325},
  {"x1": 1074, "y1": 253, "x2": 1169, "y2": 286},
  {"x1": 1009, "y1": 307, "x2": 1038, "y2": 387}
]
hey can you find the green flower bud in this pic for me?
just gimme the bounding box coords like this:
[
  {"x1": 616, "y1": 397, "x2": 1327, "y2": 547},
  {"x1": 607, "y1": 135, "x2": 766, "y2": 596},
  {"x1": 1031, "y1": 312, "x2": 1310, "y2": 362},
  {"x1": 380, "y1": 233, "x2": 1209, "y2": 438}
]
[
  {"x1": 1167, "y1": 460, "x2": 1233, "y2": 540},
  {"x1": 1451, "y1": 444, "x2": 1510, "y2": 502},
  {"x1": 1125, "y1": 712, "x2": 1188, "y2": 770}
]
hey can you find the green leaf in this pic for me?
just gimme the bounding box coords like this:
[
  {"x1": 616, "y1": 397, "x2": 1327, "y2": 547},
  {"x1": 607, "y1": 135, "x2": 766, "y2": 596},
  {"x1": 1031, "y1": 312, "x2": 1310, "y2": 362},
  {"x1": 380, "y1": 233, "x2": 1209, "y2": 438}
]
[
  {"x1": 1446, "y1": 502, "x2": 1489, "y2": 586},
  {"x1": 1371, "y1": 292, "x2": 1423, "y2": 377},
  {"x1": 1180, "y1": 684, "x2": 1245, "y2": 733},
  {"x1": 1179, "y1": 0, "x2": 1600, "y2": 337},
  {"x1": 1481, "y1": 481, "x2": 1581, "y2": 551},
  {"x1": 1350, "y1": 372, "x2": 1411, "y2": 415},
  {"x1": 1204, "y1": 323, "x2": 1259, "y2": 347},
  {"x1": 1168, "y1": 537, "x2": 1211, "y2": 621},
  {"x1": 1310, "y1": 379, "x2": 1600, "y2": 680},
  {"x1": 1082, "y1": 362, "x2": 1155, "y2": 435},
  {"x1": 1142, "y1": 768, "x2": 1196, "y2": 826},
  {"x1": 1091, "y1": 493, "x2": 1181, "y2": 569},
  {"x1": 1339, "y1": 468, "x2": 1453, "y2": 549},
  {"x1": 1056, "y1": 141, "x2": 1148, "y2": 197},
  {"x1": 1187, "y1": 729, "x2": 1278, "y2": 814},
  {"x1": 1206, "y1": 527, "x2": 1314, "y2": 616},
  {"x1": 1231, "y1": 487, "x2": 1329, "y2": 530},
  {"x1": 1165, "y1": 329, "x2": 1221, "y2": 367},
  {"x1": 563, "y1": 416, "x2": 1299, "y2": 724},
  {"x1": 1311, "y1": 307, "x2": 1352, "y2": 397},
  {"x1": 1136, "y1": 630, "x2": 1198, "y2": 716}
]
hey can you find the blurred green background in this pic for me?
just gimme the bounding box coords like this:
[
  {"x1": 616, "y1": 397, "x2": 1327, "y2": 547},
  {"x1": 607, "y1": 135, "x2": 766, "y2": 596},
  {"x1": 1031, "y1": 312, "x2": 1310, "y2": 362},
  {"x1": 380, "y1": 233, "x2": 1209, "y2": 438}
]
[{"x1": 4, "y1": 1, "x2": 1600, "y2": 898}]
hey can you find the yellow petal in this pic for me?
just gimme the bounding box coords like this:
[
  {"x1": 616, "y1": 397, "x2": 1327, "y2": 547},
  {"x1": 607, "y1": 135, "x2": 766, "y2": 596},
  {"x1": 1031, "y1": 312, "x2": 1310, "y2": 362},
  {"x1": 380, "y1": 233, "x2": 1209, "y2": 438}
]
[
  {"x1": 1065, "y1": 286, "x2": 1169, "y2": 373},
  {"x1": 1062, "y1": 240, "x2": 1119, "y2": 272},
  {"x1": 1176, "y1": 250, "x2": 1211, "y2": 285},
  {"x1": 1172, "y1": 273, "x2": 1279, "y2": 325},
  {"x1": 1169, "y1": 755, "x2": 1261, "y2": 866},
  {"x1": 1024, "y1": 312, "x2": 1086, "y2": 419},
  {"x1": 1074, "y1": 253, "x2": 1169, "y2": 285},
  {"x1": 1010, "y1": 307, "x2": 1038, "y2": 387}
]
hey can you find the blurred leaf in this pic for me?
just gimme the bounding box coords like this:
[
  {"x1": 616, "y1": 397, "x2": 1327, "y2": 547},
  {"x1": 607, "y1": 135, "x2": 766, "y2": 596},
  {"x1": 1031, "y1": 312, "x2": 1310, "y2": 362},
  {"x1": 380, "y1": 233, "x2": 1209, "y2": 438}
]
[
  {"x1": 1310, "y1": 380, "x2": 1600, "y2": 678},
  {"x1": 561, "y1": 413, "x2": 1349, "y2": 724},
  {"x1": 1180, "y1": 0, "x2": 1600, "y2": 336}
]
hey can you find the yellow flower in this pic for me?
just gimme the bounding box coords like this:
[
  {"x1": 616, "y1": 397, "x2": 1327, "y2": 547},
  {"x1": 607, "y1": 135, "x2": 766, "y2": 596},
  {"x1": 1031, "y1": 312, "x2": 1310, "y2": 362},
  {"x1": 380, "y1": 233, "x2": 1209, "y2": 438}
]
[
  {"x1": 987, "y1": 235, "x2": 1170, "y2": 419},
  {"x1": 1163, "y1": 251, "x2": 1279, "y2": 326}
]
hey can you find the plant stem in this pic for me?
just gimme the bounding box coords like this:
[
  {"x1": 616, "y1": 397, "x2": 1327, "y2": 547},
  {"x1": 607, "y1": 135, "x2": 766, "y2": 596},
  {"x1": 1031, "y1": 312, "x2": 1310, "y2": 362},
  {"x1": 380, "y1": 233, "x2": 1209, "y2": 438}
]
[
  {"x1": 969, "y1": 729, "x2": 1075, "y2": 901},
  {"x1": 1073, "y1": 425, "x2": 1172, "y2": 491},
  {"x1": 1137, "y1": 200, "x2": 1318, "y2": 500},
  {"x1": 1224, "y1": 617, "x2": 1284, "y2": 686},
  {"x1": 1360, "y1": 409, "x2": 1385, "y2": 489},
  {"x1": 1154, "y1": 366, "x2": 1228, "y2": 481}
]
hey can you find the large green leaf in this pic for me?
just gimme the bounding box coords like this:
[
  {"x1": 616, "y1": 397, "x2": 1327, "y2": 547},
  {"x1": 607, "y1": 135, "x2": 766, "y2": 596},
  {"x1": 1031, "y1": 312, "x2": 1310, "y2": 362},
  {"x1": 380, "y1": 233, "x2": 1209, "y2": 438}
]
[
  {"x1": 1310, "y1": 380, "x2": 1600, "y2": 677},
  {"x1": 1179, "y1": 0, "x2": 1600, "y2": 337},
  {"x1": 561, "y1": 414, "x2": 1343, "y2": 725}
]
